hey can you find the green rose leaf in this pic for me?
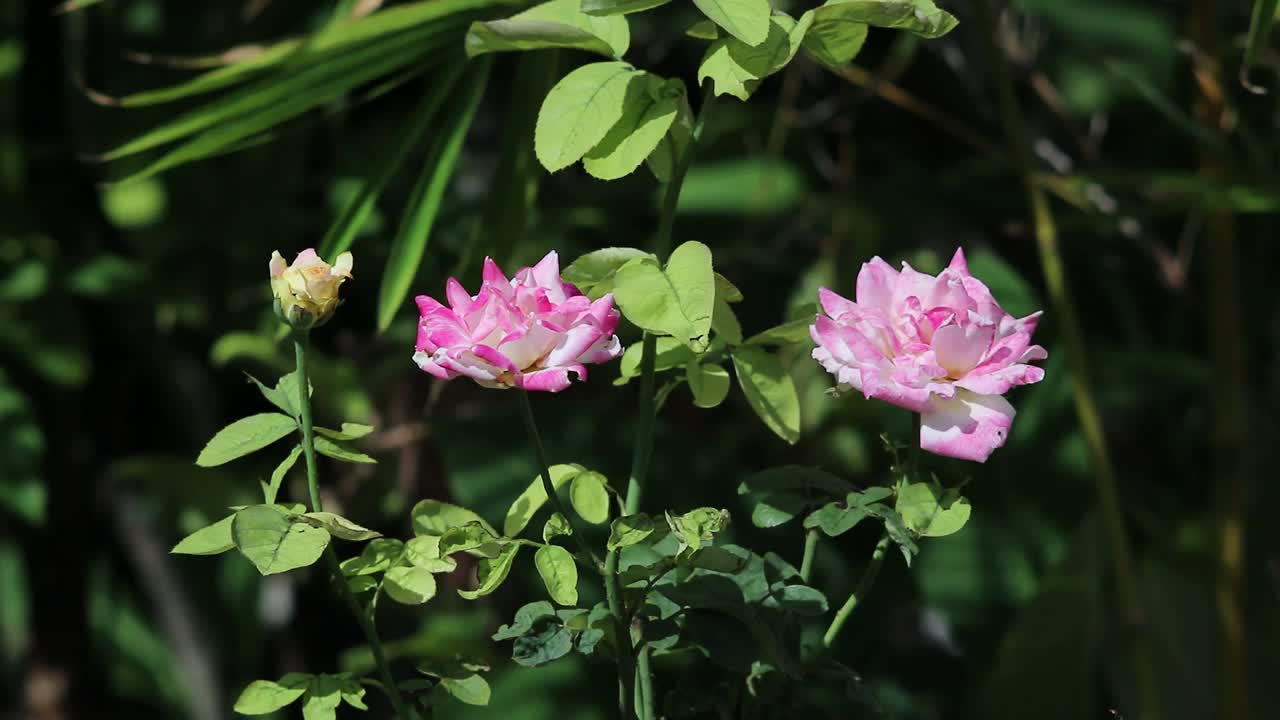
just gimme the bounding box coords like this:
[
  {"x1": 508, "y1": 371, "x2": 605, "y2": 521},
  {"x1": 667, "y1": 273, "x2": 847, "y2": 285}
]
[
  {"x1": 801, "y1": 4, "x2": 869, "y2": 69},
  {"x1": 248, "y1": 371, "x2": 304, "y2": 419},
  {"x1": 413, "y1": 499, "x2": 498, "y2": 537},
  {"x1": 750, "y1": 493, "x2": 808, "y2": 528},
  {"x1": 535, "y1": 544, "x2": 580, "y2": 605},
  {"x1": 232, "y1": 505, "x2": 330, "y2": 575},
  {"x1": 583, "y1": 75, "x2": 682, "y2": 180},
  {"x1": 645, "y1": 89, "x2": 693, "y2": 182},
  {"x1": 698, "y1": 11, "x2": 814, "y2": 101},
  {"x1": 314, "y1": 422, "x2": 374, "y2": 441},
  {"x1": 171, "y1": 513, "x2": 235, "y2": 555},
  {"x1": 612, "y1": 241, "x2": 715, "y2": 350},
  {"x1": 692, "y1": 0, "x2": 771, "y2": 45},
  {"x1": 233, "y1": 673, "x2": 310, "y2": 715},
  {"x1": 608, "y1": 513, "x2": 656, "y2": 550},
  {"x1": 196, "y1": 412, "x2": 297, "y2": 467},
  {"x1": 440, "y1": 521, "x2": 505, "y2": 557},
  {"x1": 562, "y1": 247, "x2": 655, "y2": 298},
  {"x1": 439, "y1": 673, "x2": 491, "y2": 706},
  {"x1": 895, "y1": 480, "x2": 971, "y2": 537},
  {"x1": 687, "y1": 361, "x2": 731, "y2": 408},
  {"x1": 383, "y1": 566, "x2": 439, "y2": 605},
  {"x1": 582, "y1": 0, "x2": 672, "y2": 16},
  {"x1": 459, "y1": 543, "x2": 521, "y2": 599},
  {"x1": 406, "y1": 535, "x2": 459, "y2": 572},
  {"x1": 465, "y1": 0, "x2": 630, "y2": 59},
  {"x1": 301, "y1": 674, "x2": 341, "y2": 720},
  {"x1": 301, "y1": 512, "x2": 382, "y2": 541},
  {"x1": 731, "y1": 346, "x2": 801, "y2": 444},
  {"x1": 670, "y1": 507, "x2": 730, "y2": 550},
  {"x1": 536, "y1": 61, "x2": 642, "y2": 172},
  {"x1": 569, "y1": 471, "x2": 611, "y2": 525},
  {"x1": 542, "y1": 512, "x2": 574, "y2": 542},
  {"x1": 339, "y1": 538, "x2": 404, "y2": 576},
  {"x1": 815, "y1": 0, "x2": 957, "y2": 39},
  {"x1": 744, "y1": 317, "x2": 813, "y2": 347},
  {"x1": 686, "y1": 546, "x2": 749, "y2": 573},
  {"x1": 314, "y1": 436, "x2": 376, "y2": 464},
  {"x1": 616, "y1": 336, "x2": 695, "y2": 385},
  {"x1": 763, "y1": 584, "x2": 828, "y2": 615},
  {"x1": 262, "y1": 444, "x2": 302, "y2": 505},
  {"x1": 504, "y1": 463, "x2": 584, "y2": 537}
]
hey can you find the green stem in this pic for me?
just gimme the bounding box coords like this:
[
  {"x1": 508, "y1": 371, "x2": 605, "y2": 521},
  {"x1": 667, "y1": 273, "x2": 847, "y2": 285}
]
[
  {"x1": 518, "y1": 390, "x2": 603, "y2": 570},
  {"x1": 822, "y1": 533, "x2": 891, "y2": 648},
  {"x1": 636, "y1": 644, "x2": 655, "y2": 720},
  {"x1": 293, "y1": 335, "x2": 418, "y2": 720},
  {"x1": 972, "y1": 3, "x2": 1157, "y2": 719},
  {"x1": 601, "y1": 81, "x2": 717, "y2": 720},
  {"x1": 799, "y1": 528, "x2": 820, "y2": 584}
]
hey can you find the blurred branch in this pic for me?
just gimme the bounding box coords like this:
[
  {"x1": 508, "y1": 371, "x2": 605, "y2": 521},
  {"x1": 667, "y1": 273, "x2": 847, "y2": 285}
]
[
  {"x1": 1187, "y1": 3, "x2": 1249, "y2": 719},
  {"x1": 972, "y1": 3, "x2": 1159, "y2": 720}
]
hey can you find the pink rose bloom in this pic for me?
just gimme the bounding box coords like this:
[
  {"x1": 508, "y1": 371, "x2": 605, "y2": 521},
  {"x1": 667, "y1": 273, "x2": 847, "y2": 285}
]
[
  {"x1": 413, "y1": 251, "x2": 623, "y2": 392},
  {"x1": 811, "y1": 248, "x2": 1047, "y2": 462}
]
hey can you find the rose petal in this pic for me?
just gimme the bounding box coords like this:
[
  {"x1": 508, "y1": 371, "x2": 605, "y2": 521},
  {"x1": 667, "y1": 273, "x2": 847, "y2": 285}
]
[
  {"x1": 516, "y1": 366, "x2": 585, "y2": 393},
  {"x1": 920, "y1": 390, "x2": 1016, "y2": 462}
]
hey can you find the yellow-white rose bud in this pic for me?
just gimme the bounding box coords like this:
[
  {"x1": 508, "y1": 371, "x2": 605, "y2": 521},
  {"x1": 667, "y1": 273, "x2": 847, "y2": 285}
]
[{"x1": 269, "y1": 248, "x2": 353, "y2": 329}]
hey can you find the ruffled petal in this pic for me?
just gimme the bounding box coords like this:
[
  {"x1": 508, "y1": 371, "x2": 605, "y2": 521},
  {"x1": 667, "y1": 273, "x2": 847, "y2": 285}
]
[
  {"x1": 920, "y1": 390, "x2": 1016, "y2": 462},
  {"x1": 516, "y1": 365, "x2": 584, "y2": 393}
]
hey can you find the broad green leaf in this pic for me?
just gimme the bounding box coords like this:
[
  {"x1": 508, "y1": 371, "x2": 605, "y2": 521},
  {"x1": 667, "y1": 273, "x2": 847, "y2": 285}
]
[
  {"x1": 1242, "y1": 0, "x2": 1279, "y2": 92},
  {"x1": 686, "y1": 546, "x2": 749, "y2": 573},
  {"x1": 233, "y1": 505, "x2": 331, "y2": 575},
  {"x1": 562, "y1": 247, "x2": 654, "y2": 298},
  {"x1": 302, "y1": 512, "x2": 382, "y2": 541},
  {"x1": 314, "y1": 436, "x2": 377, "y2": 464},
  {"x1": 763, "y1": 585, "x2": 828, "y2": 615},
  {"x1": 377, "y1": 59, "x2": 490, "y2": 331},
  {"x1": 687, "y1": 361, "x2": 731, "y2": 408},
  {"x1": 493, "y1": 601, "x2": 558, "y2": 640},
  {"x1": 504, "y1": 464, "x2": 584, "y2": 536},
  {"x1": 686, "y1": 19, "x2": 720, "y2": 39},
  {"x1": 711, "y1": 297, "x2": 743, "y2": 345},
  {"x1": 801, "y1": 5, "x2": 868, "y2": 69},
  {"x1": 314, "y1": 423, "x2": 375, "y2": 441},
  {"x1": 737, "y1": 465, "x2": 851, "y2": 497},
  {"x1": 645, "y1": 88, "x2": 693, "y2": 182},
  {"x1": 413, "y1": 499, "x2": 498, "y2": 537},
  {"x1": 669, "y1": 507, "x2": 730, "y2": 550},
  {"x1": 612, "y1": 241, "x2": 715, "y2": 349},
  {"x1": 346, "y1": 575, "x2": 378, "y2": 593},
  {"x1": 692, "y1": 0, "x2": 771, "y2": 45},
  {"x1": 608, "y1": 513, "x2": 655, "y2": 550},
  {"x1": 534, "y1": 544, "x2": 579, "y2": 605},
  {"x1": 582, "y1": 0, "x2": 672, "y2": 16},
  {"x1": 731, "y1": 347, "x2": 801, "y2": 444},
  {"x1": 465, "y1": 0, "x2": 630, "y2": 58},
  {"x1": 616, "y1": 336, "x2": 694, "y2": 384},
  {"x1": 171, "y1": 514, "x2": 235, "y2": 555},
  {"x1": 459, "y1": 544, "x2": 521, "y2": 599},
  {"x1": 234, "y1": 674, "x2": 310, "y2": 714},
  {"x1": 439, "y1": 521, "x2": 505, "y2": 557},
  {"x1": 338, "y1": 675, "x2": 367, "y2": 710},
  {"x1": 803, "y1": 501, "x2": 868, "y2": 536},
  {"x1": 535, "y1": 61, "x2": 641, "y2": 172},
  {"x1": 263, "y1": 445, "x2": 302, "y2": 505},
  {"x1": 248, "y1": 371, "x2": 303, "y2": 418},
  {"x1": 895, "y1": 481, "x2": 971, "y2": 537},
  {"x1": 714, "y1": 273, "x2": 743, "y2": 302},
  {"x1": 406, "y1": 535, "x2": 459, "y2": 572},
  {"x1": 813, "y1": 0, "x2": 957, "y2": 39},
  {"x1": 196, "y1": 413, "x2": 297, "y2": 467},
  {"x1": 383, "y1": 566, "x2": 439, "y2": 604},
  {"x1": 319, "y1": 62, "x2": 465, "y2": 257},
  {"x1": 340, "y1": 538, "x2": 404, "y2": 575},
  {"x1": 698, "y1": 12, "x2": 813, "y2": 101},
  {"x1": 439, "y1": 673, "x2": 491, "y2": 706},
  {"x1": 542, "y1": 512, "x2": 574, "y2": 542},
  {"x1": 745, "y1": 317, "x2": 812, "y2": 346},
  {"x1": 750, "y1": 492, "x2": 808, "y2": 528},
  {"x1": 301, "y1": 675, "x2": 342, "y2": 720},
  {"x1": 583, "y1": 75, "x2": 681, "y2": 180},
  {"x1": 569, "y1": 471, "x2": 610, "y2": 524}
]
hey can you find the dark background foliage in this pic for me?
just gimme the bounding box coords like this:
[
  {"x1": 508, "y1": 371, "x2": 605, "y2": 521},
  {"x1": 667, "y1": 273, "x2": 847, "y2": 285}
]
[{"x1": 2, "y1": 0, "x2": 1277, "y2": 719}]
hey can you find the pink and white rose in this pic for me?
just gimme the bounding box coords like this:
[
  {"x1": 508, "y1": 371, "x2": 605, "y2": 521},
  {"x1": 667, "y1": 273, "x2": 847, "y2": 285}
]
[
  {"x1": 811, "y1": 248, "x2": 1047, "y2": 462},
  {"x1": 413, "y1": 251, "x2": 623, "y2": 393}
]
